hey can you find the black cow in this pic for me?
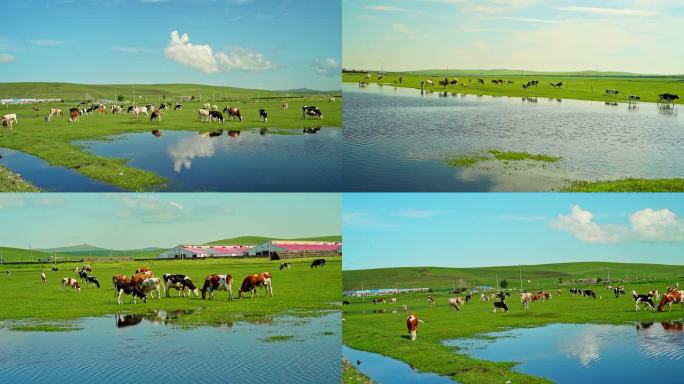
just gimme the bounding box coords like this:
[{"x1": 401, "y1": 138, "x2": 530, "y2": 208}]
[
  {"x1": 115, "y1": 281, "x2": 147, "y2": 304},
  {"x1": 174, "y1": 104, "x2": 183, "y2": 110},
  {"x1": 208, "y1": 110, "x2": 224, "y2": 123},
  {"x1": 51, "y1": 267, "x2": 59, "y2": 272},
  {"x1": 302, "y1": 106, "x2": 323, "y2": 119},
  {"x1": 583, "y1": 289, "x2": 597, "y2": 299},
  {"x1": 343, "y1": 300, "x2": 351, "y2": 305},
  {"x1": 259, "y1": 108, "x2": 268, "y2": 122},
  {"x1": 659, "y1": 93, "x2": 679, "y2": 102},
  {"x1": 310, "y1": 258, "x2": 326, "y2": 268}
]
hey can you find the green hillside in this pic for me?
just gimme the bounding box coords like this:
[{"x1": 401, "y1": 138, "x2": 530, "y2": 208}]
[
  {"x1": 0, "y1": 246, "x2": 80, "y2": 263},
  {"x1": 0, "y1": 82, "x2": 338, "y2": 102},
  {"x1": 343, "y1": 262, "x2": 684, "y2": 291},
  {"x1": 205, "y1": 235, "x2": 342, "y2": 245},
  {"x1": 345, "y1": 68, "x2": 684, "y2": 79}
]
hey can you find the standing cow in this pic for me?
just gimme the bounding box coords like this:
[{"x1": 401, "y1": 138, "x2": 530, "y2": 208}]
[
  {"x1": 202, "y1": 274, "x2": 234, "y2": 300},
  {"x1": 406, "y1": 314, "x2": 423, "y2": 341}
]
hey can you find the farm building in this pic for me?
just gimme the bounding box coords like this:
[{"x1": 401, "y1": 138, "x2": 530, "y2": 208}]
[
  {"x1": 158, "y1": 245, "x2": 253, "y2": 259},
  {"x1": 247, "y1": 240, "x2": 342, "y2": 259},
  {"x1": 343, "y1": 288, "x2": 430, "y2": 297}
]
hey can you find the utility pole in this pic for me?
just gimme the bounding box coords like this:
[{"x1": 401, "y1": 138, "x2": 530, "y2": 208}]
[{"x1": 519, "y1": 265, "x2": 523, "y2": 290}]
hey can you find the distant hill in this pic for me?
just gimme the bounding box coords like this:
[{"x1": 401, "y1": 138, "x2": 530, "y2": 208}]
[
  {"x1": 343, "y1": 262, "x2": 684, "y2": 291},
  {"x1": 0, "y1": 246, "x2": 80, "y2": 263},
  {"x1": 205, "y1": 235, "x2": 343, "y2": 245},
  {"x1": 344, "y1": 68, "x2": 684, "y2": 79},
  {"x1": 0, "y1": 82, "x2": 334, "y2": 101}
]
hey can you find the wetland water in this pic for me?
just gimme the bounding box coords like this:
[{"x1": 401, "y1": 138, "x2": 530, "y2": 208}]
[
  {"x1": 0, "y1": 312, "x2": 340, "y2": 384},
  {"x1": 343, "y1": 83, "x2": 684, "y2": 191},
  {"x1": 445, "y1": 321, "x2": 684, "y2": 383}
]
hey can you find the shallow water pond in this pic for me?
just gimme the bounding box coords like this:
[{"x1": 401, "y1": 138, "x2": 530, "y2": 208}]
[
  {"x1": 343, "y1": 83, "x2": 684, "y2": 191},
  {"x1": 343, "y1": 345, "x2": 457, "y2": 384},
  {"x1": 444, "y1": 321, "x2": 684, "y2": 383},
  {"x1": 75, "y1": 127, "x2": 342, "y2": 191},
  {"x1": 0, "y1": 312, "x2": 340, "y2": 383},
  {"x1": 0, "y1": 148, "x2": 121, "y2": 192}
]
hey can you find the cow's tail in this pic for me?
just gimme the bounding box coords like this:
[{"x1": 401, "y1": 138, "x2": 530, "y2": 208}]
[{"x1": 417, "y1": 319, "x2": 425, "y2": 324}]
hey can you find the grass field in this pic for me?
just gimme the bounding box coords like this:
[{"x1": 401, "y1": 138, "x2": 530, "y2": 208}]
[
  {"x1": 1, "y1": 256, "x2": 341, "y2": 328},
  {"x1": 342, "y1": 263, "x2": 684, "y2": 384},
  {"x1": 343, "y1": 71, "x2": 684, "y2": 105},
  {"x1": 0, "y1": 83, "x2": 341, "y2": 191},
  {"x1": 343, "y1": 360, "x2": 374, "y2": 384}
]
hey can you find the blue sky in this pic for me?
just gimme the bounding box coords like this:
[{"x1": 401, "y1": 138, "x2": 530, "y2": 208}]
[
  {"x1": 343, "y1": 0, "x2": 684, "y2": 74},
  {"x1": 0, "y1": 0, "x2": 341, "y2": 90},
  {"x1": 343, "y1": 193, "x2": 684, "y2": 270},
  {"x1": 0, "y1": 193, "x2": 340, "y2": 249}
]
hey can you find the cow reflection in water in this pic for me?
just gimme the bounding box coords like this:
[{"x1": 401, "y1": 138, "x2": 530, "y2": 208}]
[
  {"x1": 227, "y1": 130, "x2": 241, "y2": 138},
  {"x1": 636, "y1": 321, "x2": 683, "y2": 331},
  {"x1": 303, "y1": 127, "x2": 321, "y2": 135},
  {"x1": 151, "y1": 130, "x2": 162, "y2": 138},
  {"x1": 198, "y1": 130, "x2": 223, "y2": 137},
  {"x1": 260, "y1": 128, "x2": 268, "y2": 135},
  {"x1": 115, "y1": 309, "x2": 199, "y2": 328}
]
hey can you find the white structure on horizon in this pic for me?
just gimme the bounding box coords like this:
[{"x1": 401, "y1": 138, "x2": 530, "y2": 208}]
[{"x1": 158, "y1": 245, "x2": 253, "y2": 259}]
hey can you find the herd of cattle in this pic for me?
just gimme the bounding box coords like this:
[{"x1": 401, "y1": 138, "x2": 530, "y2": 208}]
[
  {"x1": 1, "y1": 99, "x2": 330, "y2": 131},
  {"x1": 344, "y1": 283, "x2": 684, "y2": 341}
]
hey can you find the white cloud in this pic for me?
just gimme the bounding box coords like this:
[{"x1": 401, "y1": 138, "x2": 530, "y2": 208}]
[
  {"x1": 555, "y1": 6, "x2": 660, "y2": 17},
  {"x1": 164, "y1": 30, "x2": 273, "y2": 74},
  {"x1": 0, "y1": 54, "x2": 15, "y2": 62},
  {"x1": 311, "y1": 58, "x2": 339, "y2": 77},
  {"x1": 116, "y1": 195, "x2": 187, "y2": 223},
  {"x1": 167, "y1": 135, "x2": 216, "y2": 173},
  {"x1": 365, "y1": 5, "x2": 412, "y2": 12},
  {"x1": 551, "y1": 205, "x2": 684, "y2": 244},
  {"x1": 501, "y1": 17, "x2": 559, "y2": 24},
  {"x1": 392, "y1": 23, "x2": 430, "y2": 39},
  {"x1": 28, "y1": 39, "x2": 64, "y2": 46},
  {"x1": 110, "y1": 46, "x2": 152, "y2": 54},
  {"x1": 392, "y1": 209, "x2": 445, "y2": 219},
  {"x1": 0, "y1": 195, "x2": 25, "y2": 209}
]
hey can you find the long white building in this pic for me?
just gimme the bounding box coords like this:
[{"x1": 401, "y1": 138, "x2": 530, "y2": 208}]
[{"x1": 158, "y1": 245, "x2": 253, "y2": 259}]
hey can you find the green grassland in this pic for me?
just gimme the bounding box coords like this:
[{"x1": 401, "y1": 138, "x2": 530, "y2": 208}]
[
  {"x1": 207, "y1": 235, "x2": 343, "y2": 245},
  {"x1": 0, "y1": 165, "x2": 40, "y2": 192},
  {"x1": 342, "y1": 263, "x2": 684, "y2": 384},
  {"x1": 1, "y1": 256, "x2": 341, "y2": 327},
  {"x1": 564, "y1": 178, "x2": 684, "y2": 192},
  {"x1": 0, "y1": 83, "x2": 341, "y2": 191},
  {"x1": 343, "y1": 71, "x2": 684, "y2": 104}
]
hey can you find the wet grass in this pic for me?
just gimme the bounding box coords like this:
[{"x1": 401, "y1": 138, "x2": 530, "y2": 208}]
[
  {"x1": 8, "y1": 323, "x2": 82, "y2": 332},
  {"x1": 564, "y1": 178, "x2": 684, "y2": 192},
  {"x1": 1, "y1": 256, "x2": 341, "y2": 327},
  {"x1": 343, "y1": 265, "x2": 684, "y2": 383},
  {"x1": 0, "y1": 165, "x2": 40, "y2": 192},
  {"x1": 0, "y1": 96, "x2": 341, "y2": 191},
  {"x1": 343, "y1": 359, "x2": 375, "y2": 384},
  {"x1": 264, "y1": 335, "x2": 296, "y2": 342},
  {"x1": 343, "y1": 72, "x2": 684, "y2": 104},
  {"x1": 445, "y1": 149, "x2": 561, "y2": 168}
]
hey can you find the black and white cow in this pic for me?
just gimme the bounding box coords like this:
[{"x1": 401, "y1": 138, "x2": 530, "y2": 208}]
[
  {"x1": 85, "y1": 275, "x2": 101, "y2": 288},
  {"x1": 302, "y1": 106, "x2": 323, "y2": 119},
  {"x1": 633, "y1": 290, "x2": 655, "y2": 312},
  {"x1": 208, "y1": 110, "x2": 224, "y2": 123},
  {"x1": 115, "y1": 281, "x2": 147, "y2": 304},
  {"x1": 162, "y1": 274, "x2": 199, "y2": 297},
  {"x1": 279, "y1": 262, "x2": 291, "y2": 270},
  {"x1": 310, "y1": 258, "x2": 326, "y2": 268},
  {"x1": 583, "y1": 289, "x2": 597, "y2": 299},
  {"x1": 613, "y1": 286, "x2": 625, "y2": 298},
  {"x1": 259, "y1": 109, "x2": 268, "y2": 122},
  {"x1": 174, "y1": 104, "x2": 183, "y2": 110}
]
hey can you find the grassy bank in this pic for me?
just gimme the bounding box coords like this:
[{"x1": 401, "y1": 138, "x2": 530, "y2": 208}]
[
  {"x1": 0, "y1": 165, "x2": 40, "y2": 192},
  {"x1": 0, "y1": 256, "x2": 341, "y2": 327},
  {"x1": 0, "y1": 84, "x2": 341, "y2": 191},
  {"x1": 564, "y1": 178, "x2": 684, "y2": 192},
  {"x1": 343, "y1": 360, "x2": 374, "y2": 384},
  {"x1": 343, "y1": 72, "x2": 684, "y2": 105},
  {"x1": 343, "y1": 263, "x2": 684, "y2": 383}
]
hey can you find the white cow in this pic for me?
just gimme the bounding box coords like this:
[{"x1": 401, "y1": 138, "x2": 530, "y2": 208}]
[
  {"x1": 131, "y1": 106, "x2": 148, "y2": 118},
  {"x1": 197, "y1": 108, "x2": 211, "y2": 122},
  {"x1": 2, "y1": 113, "x2": 17, "y2": 129},
  {"x1": 41, "y1": 272, "x2": 47, "y2": 284},
  {"x1": 141, "y1": 277, "x2": 165, "y2": 299}
]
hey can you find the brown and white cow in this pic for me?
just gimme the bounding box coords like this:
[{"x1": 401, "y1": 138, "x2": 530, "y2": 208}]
[
  {"x1": 131, "y1": 271, "x2": 154, "y2": 286},
  {"x1": 658, "y1": 288, "x2": 684, "y2": 312},
  {"x1": 520, "y1": 292, "x2": 532, "y2": 309},
  {"x1": 406, "y1": 313, "x2": 423, "y2": 341},
  {"x1": 135, "y1": 267, "x2": 151, "y2": 274},
  {"x1": 1, "y1": 113, "x2": 17, "y2": 129},
  {"x1": 448, "y1": 297, "x2": 465, "y2": 311},
  {"x1": 62, "y1": 277, "x2": 81, "y2": 292},
  {"x1": 223, "y1": 107, "x2": 243, "y2": 122},
  {"x1": 202, "y1": 274, "x2": 233, "y2": 300},
  {"x1": 238, "y1": 272, "x2": 273, "y2": 299}
]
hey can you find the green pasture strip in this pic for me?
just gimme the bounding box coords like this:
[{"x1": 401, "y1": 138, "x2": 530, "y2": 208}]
[
  {"x1": 343, "y1": 72, "x2": 684, "y2": 104},
  {"x1": 1, "y1": 257, "x2": 341, "y2": 327},
  {"x1": 564, "y1": 178, "x2": 684, "y2": 192}
]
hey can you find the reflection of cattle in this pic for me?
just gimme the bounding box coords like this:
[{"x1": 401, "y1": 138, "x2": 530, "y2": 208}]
[
  {"x1": 163, "y1": 274, "x2": 199, "y2": 297},
  {"x1": 116, "y1": 314, "x2": 143, "y2": 328},
  {"x1": 661, "y1": 321, "x2": 684, "y2": 331},
  {"x1": 201, "y1": 274, "x2": 234, "y2": 300},
  {"x1": 303, "y1": 127, "x2": 321, "y2": 134},
  {"x1": 407, "y1": 314, "x2": 423, "y2": 341},
  {"x1": 310, "y1": 258, "x2": 326, "y2": 268},
  {"x1": 152, "y1": 129, "x2": 162, "y2": 137},
  {"x1": 227, "y1": 130, "x2": 241, "y2": 138}
]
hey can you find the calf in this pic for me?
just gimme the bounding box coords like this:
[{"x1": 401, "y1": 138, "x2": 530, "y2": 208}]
[
  {"x1": 407, "y1": 314, "x2": 424, "y2": 340},
  {"x1": 632, "y1": 290, "x2": 655, "y2": 312},
  {"x1": 163, "y1": 274, "x2": 199, "y2": 297},
  {"x1": 62, "y1": 277, "x2": 81, "y2": 292},
  {"x1": 259, "y1": 109, "x2": 268, "y2": 122},
  {"x1": 41, "y1": 272, "x2": 47, "y2": 284},
  {"x1": 202, "y1": 274, "x2": 234, "y2": 300},
  {"x1": 115, "y1": 281, "x2": 147, "y2": 304}
]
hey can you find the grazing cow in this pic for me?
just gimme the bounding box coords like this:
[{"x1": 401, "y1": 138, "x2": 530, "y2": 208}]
[
  {"x1": 425, "y1": 80, "x2": 434, "y2": 87},
  {"x1": 373, "y1": 298, "x2": 386, "y2": 304},
  {"x1": 174, "y1": 104, "x2": 183, "y2": 110},
  {"x1": 570, "y1": 288, "x2": 582, "y2": 295},
  {"x1": 2, "y1": 113, "x2": 18, "y2": 129},
  {"x1": 613, "y1": 286, "x2": 625, "y2": 298},
  {"x1": 32, "y1": 105, "x2": 39, "y2": 116},
  {"x1": 41, "y1": 272, "x2": 47, "y2": 284},
  {"x1": 62, "y1": 277, "x2": 81, "y2": 292},
  {"x1": 5, "y1": 270, "x2": 9, "y2": 279},
  {"x1": 493, "y1": 295, "x2": 508, "y2": 313},
  {"x1": 135, "y1": 267, "x2": 151, "y2": 274},
  {"x1": 163, "y1": 274, "x2": 199, "y2": 297},
  {"x1": 115, "y1": 281, "x2": 147, "y2": 304},
  {"x1": 150, "y1": 110, "x2": 162, "y2": 122},
  {"x1": 112, "y1": 275, "x2": 130, "y2": 291},
  {"x1": 658, "y1": 288, "x2": 684, "y2": 312},
  {"x1": 439, "y1": 78, "x2": 449, "y2": 88},
  {"x1": 85, "y1": 275, "x2": 100, "y2": 288},
  {"x1": 390, "y1": 297, "x2": 397, "y2": 304},
  {"x1": 632, "y1": 290, "x2": 655, "y2": 312},
  {"x1": 427, "y1": 295, "x2": 435, "y2": 306},
  {"x1": 279, "y1": 262, "x2": 290, "y2": 270},
  {"x1": 310, "y1": 258, "x2": 326, "y2": 268},
  {"x1": 208, "y1": 110, "x2": 224, "y2": 123},
  {"x1": 111, "y1": 105, "x2": 123, "y2": 114},
  {"x1": 282, "y1": 102, "x2": 289, "y2": 110},
  {"x1": 583, "y1": 289, "x2": 597, "y2": 299},
  {"x1": 202, "y1": 274, "x2": 234, "y2": 300},
  {"x1": 402, "y1": 304, "x2": 408, "y2": 313},
  {"x1": 131, "y1": 271, "x2": 154, "y2": 286},
  {"x1": 131, "y1": 106, "x2": 148, "y2": 118},
  {"x1": 51, "y1": 267, "x2": 59, "y2": 272},
  {"x1": 259, "y1": 109, "x2": 268, "y2": 122},
  {"x1": 78, "y1": 268, "x2": 88, "y2": 283},
  {"x1": 328, "y1": 97, "x2": 336, "y2": 102},
  {"x1": 159, "y1": 104, "x2": 168, "y2": 112},
  {"x1": 480, "y1": 293, "x2": 489, "y2": 302},
  {"x1": 465, "y1": 294, "x2": 472, "y2": 302},
  {"x1": 658, "y1": 93, "x2": 679, "y2": 102},
  {"x1": 477, "y1": 79, "x2": 484, "y2": 85},
  {"x1": 521, "y1": 292, "x2": 532, "y2": 309},
  {"x1": 605, "y1": 89, "x2": 620, "y2": 95},
  {"x1": 223, "y1": 107, "x2": 243, "y2": 122},
  {"x1": 406, "y1": 314, "x2": 423, "y2": 341},
  {"x1": 302, "y1": 106, "x2": 323, "y2": 119},
  {"x1": 448, "y1": 297, "x2": 465, "y2": 311},
  {"x1": 449, "y1": 79, "x2": 458, "y2": 86},
  {"x1": 50, "y1": 108, "x2": 63, "y2": 117},
  {"x1": 141, "y1": 277, "x2": 164, "y2": 299},
  {"x1": 343, "y1": 300, "x2": 351, "y2": 305},
  {"x1": 197, "y1": 108, "x2": 211, "y2": 122},
  {"x1": 202, "y1": 103, "x2": 211, "y2": 109}
]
